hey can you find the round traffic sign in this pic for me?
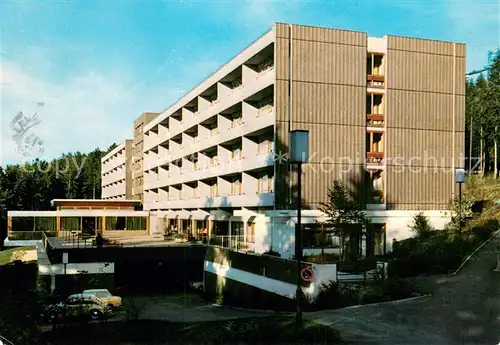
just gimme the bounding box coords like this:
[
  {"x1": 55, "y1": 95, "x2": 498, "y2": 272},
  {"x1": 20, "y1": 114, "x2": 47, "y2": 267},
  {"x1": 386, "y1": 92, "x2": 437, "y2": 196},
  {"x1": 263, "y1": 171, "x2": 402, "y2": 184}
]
[{"x1": 300, "y1": 267, "x2": 315, "y2": 282}]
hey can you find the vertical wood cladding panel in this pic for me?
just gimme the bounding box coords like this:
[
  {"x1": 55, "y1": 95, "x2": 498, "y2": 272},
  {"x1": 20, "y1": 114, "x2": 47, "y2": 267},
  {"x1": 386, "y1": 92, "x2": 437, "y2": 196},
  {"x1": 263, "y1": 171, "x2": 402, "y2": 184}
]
[
  {"x1": 291, "y1": 82, "x2": 365, "y2": 126},
  {"x1": 274, "y1": 24, "x2": 367, "y2": 209},
  {"x1": 387, "y1": 36, "x2": 465, "y2": 95},
  {"x1": 386, "y1": 35, "x2": 465, "y2": 210},
  {"x1": 290, "y1": 123, "x2": 365, "y2": 163},
  {"x1": 386, "y1": 128, "x2": 453, "y2": 167},
  {"x1": 276, "y1": 38, "x2": 289, "y2": 81},
  {"x1": 387, "y1": 50, "x2": 465, "y2": 94},
  {"x1": 275, "y1": 23, "x2": 290, "y2": 39},
  {"x1": 386, "y1": 90, "x2": 464, "y2": 132},
  {"x1": 291, "y1": 25, "x2": 366, "y2": 46},
  {"x1": 386, "y1": 167, "x2": 453, "y2": 210},
  {"x1": 300, "y1": 164, "x2": 366, "y2": 209},
  {"x1": 387, "y1": 36, "x2": 466, "y2": 57},
  {"x1": 291, "y1": 41, "x2": 366, "y2": 86},
  {"x1": 275, "y1": 121, "x2": 290, "y2": 209},
  {"x1": 275, "y1": 80, "x2": 289, "y2": 122}
]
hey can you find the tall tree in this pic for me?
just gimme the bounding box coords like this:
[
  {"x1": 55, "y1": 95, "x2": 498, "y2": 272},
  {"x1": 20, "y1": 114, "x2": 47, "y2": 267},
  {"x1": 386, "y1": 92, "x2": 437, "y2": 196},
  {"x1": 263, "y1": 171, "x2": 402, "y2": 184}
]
[{"x1": 319, "y1": 180, "x2": 371, "y2": 261}]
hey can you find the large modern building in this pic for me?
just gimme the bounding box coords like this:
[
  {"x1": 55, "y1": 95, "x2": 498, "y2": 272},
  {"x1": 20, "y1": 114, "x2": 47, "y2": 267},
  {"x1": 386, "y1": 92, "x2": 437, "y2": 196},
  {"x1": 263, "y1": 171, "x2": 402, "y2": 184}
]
[
  {"x1": 133, "y1": 112, "x2": 159, "y2": 202},
  {"x1": 102, "y1": 23, "x2": 464, "y2": 258},
  {"x1": 101, "y1": 140, "x2": 134, "y2": 200}
]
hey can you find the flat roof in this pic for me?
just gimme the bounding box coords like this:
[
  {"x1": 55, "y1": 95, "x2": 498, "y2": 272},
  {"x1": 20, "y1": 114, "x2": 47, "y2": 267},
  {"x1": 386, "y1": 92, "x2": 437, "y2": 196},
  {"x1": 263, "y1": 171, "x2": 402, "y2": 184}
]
[{"x1": 50, "y1": 199, "x2": 142, "y2": 207}]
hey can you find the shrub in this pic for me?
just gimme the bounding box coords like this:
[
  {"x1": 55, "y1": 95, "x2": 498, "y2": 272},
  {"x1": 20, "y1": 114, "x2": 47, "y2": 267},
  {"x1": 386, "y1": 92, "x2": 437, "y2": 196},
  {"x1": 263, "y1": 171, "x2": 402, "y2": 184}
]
[
  {"x1": 471, "y1": 219, "x2": 498, "y2": 242},
  {"x1": 303, "y1": 253, "x2": 339, "y2": 264},
  {"x1": 410, "y1": 213, "x2": 434, "y2": 239},
  {"x1": 122, "y1": 298, "x2": 145, "y2": 321},
  {"x1": 263, "y1": 249, "x2": 280, "y2": 257}
]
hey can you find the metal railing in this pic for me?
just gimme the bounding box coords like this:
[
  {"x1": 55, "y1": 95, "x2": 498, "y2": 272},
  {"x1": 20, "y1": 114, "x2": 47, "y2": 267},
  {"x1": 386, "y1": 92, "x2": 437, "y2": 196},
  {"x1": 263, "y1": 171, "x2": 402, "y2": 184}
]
[
  {"x1": 7, "y1": 231, "x2": 54, "y2": 241},
  {"x1": 208, "y1": 235, "x2": 250, "y2": 251}
]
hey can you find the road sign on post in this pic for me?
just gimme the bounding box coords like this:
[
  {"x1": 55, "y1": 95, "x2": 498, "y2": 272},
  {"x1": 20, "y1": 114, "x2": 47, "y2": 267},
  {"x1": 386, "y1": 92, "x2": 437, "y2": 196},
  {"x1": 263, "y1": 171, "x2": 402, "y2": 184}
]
[{"x1": 300, "y1": 267, "x2": 315, "y2": 282}]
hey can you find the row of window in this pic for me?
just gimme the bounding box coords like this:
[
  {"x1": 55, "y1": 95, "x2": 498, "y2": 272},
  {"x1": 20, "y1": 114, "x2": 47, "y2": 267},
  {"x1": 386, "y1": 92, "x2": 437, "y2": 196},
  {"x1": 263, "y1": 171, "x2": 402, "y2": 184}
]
[{"x1": 146, "y1": 175, "x2": 274, "y2": 200}]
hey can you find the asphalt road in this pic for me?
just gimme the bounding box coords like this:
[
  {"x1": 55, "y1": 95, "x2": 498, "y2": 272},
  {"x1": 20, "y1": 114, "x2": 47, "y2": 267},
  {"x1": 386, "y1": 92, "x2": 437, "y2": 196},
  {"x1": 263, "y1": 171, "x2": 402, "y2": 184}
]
[{"x1": 306, "y1": 233, "x2": 500, "y2": 345}]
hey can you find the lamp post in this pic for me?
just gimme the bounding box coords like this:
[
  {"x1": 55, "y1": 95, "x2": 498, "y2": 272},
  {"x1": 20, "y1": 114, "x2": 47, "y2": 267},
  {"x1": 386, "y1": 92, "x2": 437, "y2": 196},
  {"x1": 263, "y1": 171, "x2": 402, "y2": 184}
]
[
  {"x1": 455, "y1": 168, "x2": 466, "y2": 238},
  {"x1": 289, "y1": 130, "x2": 309, "y2": 332}
]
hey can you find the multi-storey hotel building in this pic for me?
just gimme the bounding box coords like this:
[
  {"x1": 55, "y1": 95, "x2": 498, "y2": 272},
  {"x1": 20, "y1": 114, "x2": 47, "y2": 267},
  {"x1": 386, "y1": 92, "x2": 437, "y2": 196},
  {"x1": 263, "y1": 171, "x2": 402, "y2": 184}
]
[
  {"x1": 127, "y1": 23, "x2": 464, "y2": 258},
  {"x1": 101, "y1": 140, "x2": 134, "y2": 200},
  {"x1": 133, "y1": 112, "x2": 159, "y2": 202}
]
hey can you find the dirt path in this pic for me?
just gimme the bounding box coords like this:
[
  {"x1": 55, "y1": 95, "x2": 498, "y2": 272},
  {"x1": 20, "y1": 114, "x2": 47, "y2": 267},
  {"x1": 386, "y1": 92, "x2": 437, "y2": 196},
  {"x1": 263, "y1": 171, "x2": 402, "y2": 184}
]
[{"x1": 306, "y1": 233, "x2": 500, "y2": 344}]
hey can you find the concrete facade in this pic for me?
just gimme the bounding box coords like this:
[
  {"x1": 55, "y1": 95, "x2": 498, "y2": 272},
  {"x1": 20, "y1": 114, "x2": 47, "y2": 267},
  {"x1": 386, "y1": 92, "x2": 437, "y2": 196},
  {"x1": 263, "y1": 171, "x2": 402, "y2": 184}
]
[{"x1": 101, "y1": 140, "x2": 134, "y2": 200}]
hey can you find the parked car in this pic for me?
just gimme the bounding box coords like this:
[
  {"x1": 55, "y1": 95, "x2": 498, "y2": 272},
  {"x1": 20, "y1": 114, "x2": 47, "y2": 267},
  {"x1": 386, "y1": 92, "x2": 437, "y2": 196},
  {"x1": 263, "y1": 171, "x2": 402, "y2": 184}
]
[
  {"x1": 82, "y1": 289, "x2": 122, "y2": 311},
  {"x1": 43, "y1": 294, "x2": 109, "y2": 322}
]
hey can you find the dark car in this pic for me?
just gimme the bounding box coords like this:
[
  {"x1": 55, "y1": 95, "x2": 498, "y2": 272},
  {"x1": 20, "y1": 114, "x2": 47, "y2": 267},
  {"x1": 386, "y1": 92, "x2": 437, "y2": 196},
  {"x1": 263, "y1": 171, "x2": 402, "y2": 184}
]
[{"x1": 44, "y1": 294, "x2": 110, "y2": 322}]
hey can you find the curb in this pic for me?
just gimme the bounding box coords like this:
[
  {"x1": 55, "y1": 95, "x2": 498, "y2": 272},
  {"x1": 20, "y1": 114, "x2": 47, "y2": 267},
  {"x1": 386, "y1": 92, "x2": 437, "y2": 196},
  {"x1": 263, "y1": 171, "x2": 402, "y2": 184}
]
[
  {"x1": 208, "y1": 294, "x2": 432, "y2": 314},
  {"x1": 452, "y1": 229, "x2": 500, "y2": 276},
  {"x1": 339, "y1": 294, "x2": 431, "y2": 310},
  {"x1": 209, "y1": 303, "x2": 292, "y2": 315}
]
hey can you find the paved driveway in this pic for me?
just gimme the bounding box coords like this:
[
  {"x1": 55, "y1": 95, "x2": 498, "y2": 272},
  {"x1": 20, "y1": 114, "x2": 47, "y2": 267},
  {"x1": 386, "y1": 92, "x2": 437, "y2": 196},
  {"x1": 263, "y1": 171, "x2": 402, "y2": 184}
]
[
  {"x1": 111, "y1": 294, "x2": 281, "y2": 323},
  {"x1": 306, "y1": 233, "x2": 500, "y2": 345}
]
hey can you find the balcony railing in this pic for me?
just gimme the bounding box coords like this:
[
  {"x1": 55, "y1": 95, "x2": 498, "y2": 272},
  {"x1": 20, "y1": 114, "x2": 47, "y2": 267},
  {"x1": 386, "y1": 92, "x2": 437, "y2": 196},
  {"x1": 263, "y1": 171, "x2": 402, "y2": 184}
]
[
  {"x1": 231, "y1": 117, "x2": 243, "y2": 128},
  {"x1": 257, "y1": 59, "x2": 274, "y2": 75},
  {"x1": 370, "y1": 190, "x2": 384, "y2": 204},
  {"x1": 366, "y1": 152, "x2": 384, "y2": 165},
  {"x1": 208, "y1": 235, "x2": 249, "y2": 250},
  {"x1": 258, "y1": 104, "x2": 273, "y2": 116},
  {"x1": 8, "y1": 231, "x2": 56, "y2": 241},
  {"x1": 367, "y1": 74, "x2": 385, "y2": 88},
  {"x1": 366, "y1": 114, "x2": 385, "y2": 128}
]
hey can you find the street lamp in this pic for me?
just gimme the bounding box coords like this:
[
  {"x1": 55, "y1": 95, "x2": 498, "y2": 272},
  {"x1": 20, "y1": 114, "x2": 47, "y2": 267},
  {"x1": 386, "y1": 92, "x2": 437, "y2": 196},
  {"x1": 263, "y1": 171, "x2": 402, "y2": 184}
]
[
  {"x1": 455, "y1": 168, "x2": 466, "y2": 238},
  {"x1": 289, "y1": 130, "x2": 309, "y2": 332}
]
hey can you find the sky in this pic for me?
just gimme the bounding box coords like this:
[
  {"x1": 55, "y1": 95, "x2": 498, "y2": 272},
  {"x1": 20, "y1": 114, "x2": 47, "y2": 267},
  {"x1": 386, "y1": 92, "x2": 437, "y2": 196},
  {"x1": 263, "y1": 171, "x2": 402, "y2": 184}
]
[{"x1": 1, "y1": 0, "x2": 499, "y2": 166}]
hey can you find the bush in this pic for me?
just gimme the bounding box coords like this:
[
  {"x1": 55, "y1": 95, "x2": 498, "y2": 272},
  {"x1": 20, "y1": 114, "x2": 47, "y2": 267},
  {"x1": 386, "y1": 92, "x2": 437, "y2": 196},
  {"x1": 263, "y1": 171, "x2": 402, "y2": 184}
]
[
  {"x1": 389, "y1": 230, "x2": 473, "y2": 278},
  {"x1": 410, "y1": 213, "x2": 434, "y2": 239},
  {"x1": 262, "y1": 250, "x2": 280, "y2": 257},
  {"x1": 313, "y1": 278, "x2": 418, "y2": 310},
  {"x1": 471, "y1": 219, "x2": 498, "y2": 242},
  {"x1": 303, "y1": 253, "x2": 339, "y2": 264},
  {"x1": 122, "y1": 297, "x2": 146, "y2": 321}
]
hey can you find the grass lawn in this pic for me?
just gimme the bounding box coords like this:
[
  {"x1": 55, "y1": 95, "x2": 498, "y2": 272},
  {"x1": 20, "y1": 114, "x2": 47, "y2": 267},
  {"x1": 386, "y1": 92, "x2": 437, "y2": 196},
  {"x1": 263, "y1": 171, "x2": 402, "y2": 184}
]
[
  {"x1": 43, "y1": 316, "x2": 342, "y2": 344},
  {"x1": 0, "y1": 246, "x2": 36, "y2": 266}
]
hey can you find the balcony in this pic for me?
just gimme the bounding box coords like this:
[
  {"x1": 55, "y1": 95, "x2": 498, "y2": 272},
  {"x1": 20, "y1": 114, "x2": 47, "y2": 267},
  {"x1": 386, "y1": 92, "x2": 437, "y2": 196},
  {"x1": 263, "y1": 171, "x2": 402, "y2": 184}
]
[
  {"x1": 367, "y1": 74, "x2": 385, "y2": 88},
  {"x1": 366, "y1": 152, "x2": 384, "y2": 165},
  {"x1": 243, "y1": 151, "x2": 274, "y2": 171},
  {"x1": 366, "y1": 114, "x2": 385, "y2": 128},
  {"x1": 245, "y1": 107, "x2": 274, "y2": 134}
]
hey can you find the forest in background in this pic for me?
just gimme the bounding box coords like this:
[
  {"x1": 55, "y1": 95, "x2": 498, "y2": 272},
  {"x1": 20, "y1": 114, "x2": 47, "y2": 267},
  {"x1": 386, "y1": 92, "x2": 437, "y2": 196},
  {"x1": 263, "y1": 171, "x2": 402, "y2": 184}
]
[
  {"x1": 0, "y1": 144, "x2": 117, "y2": 243},
  {"x1": 0, "y1": 50, "x2": 499, "y2": 244}
]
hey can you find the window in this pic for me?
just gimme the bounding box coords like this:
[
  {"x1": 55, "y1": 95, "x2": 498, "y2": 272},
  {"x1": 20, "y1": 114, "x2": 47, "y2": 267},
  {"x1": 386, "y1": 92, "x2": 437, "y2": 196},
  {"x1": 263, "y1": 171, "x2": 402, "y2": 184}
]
[
  {"x1": 367, "y1": 53, "x2": 385, "y2": 87},
  {"x1": 258, "y1": 139, "x2": 272, "y2": 154},
  {"x1": 211, "y1": 156, "x2": 219, "y2": 166},
  {"x1": 210, "y1": 183, "x2": 218, "y2": 197},
  {"x1": 302, "y1": 225, "x2": 341, "y2": 249},
  {"x1": 258, "y1": 175, "x2": 273, "y2": 193},
  {"x1": 231, "y1": 180, "x2": 242, "y2": 195},
  {"x1": 246, "y1": 223, "x2": 255, "y2": 243},
  {"x1": 231, "y1": 113, "x2": 243, "y2": 128},
  {"x1": 231, "y1": 148, "x2": 242, "y2": 160},
  {"x1": 367, "y1": 132, "x2": 384, "y2": 153},
  {"x1": 368, "y1": 170, "x2": 384, "y2": 203},
  {"x1": 257, "y1": 57, "x2": 274, "y2": 73},
  {"x1": 366, "y1": 224, "x2": 386, "y2": 257},
  {"x1": 257, "y1": 98, "x2": 273, "y2": 115}
]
